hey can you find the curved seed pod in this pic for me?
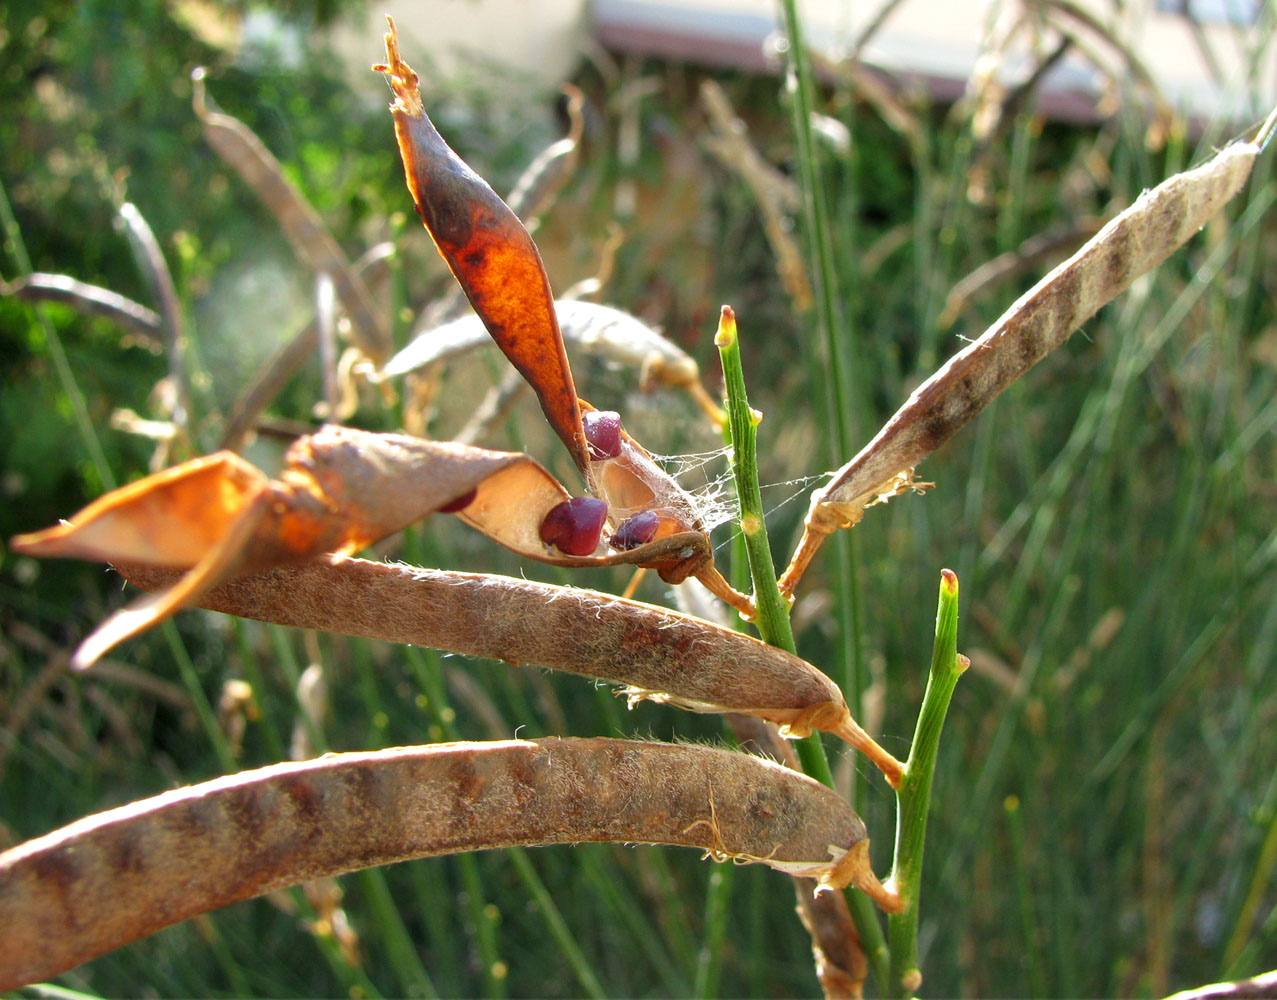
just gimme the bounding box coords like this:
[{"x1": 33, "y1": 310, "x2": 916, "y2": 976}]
[
  {"x1": 192, "y1": 69, "x2": 390, "y2": 365},
  {"x1": 780, "y1": 131, "x2": 1265, "y2": 597},
  {"x1": 413, "y1": 84, "x2": 585, "y2": 332},
  {"x1": 117, "y1": 202, "x2": 192, "y2": 430},
  {"x1": 1, "y1": 273, "x2": 162, "y2": 348},
  {"x1": 382, "y1": 299, "x2": 723, "y2": 423},
  {"x1": 505, "y1": 82, "x2": 584, "y2": 224},
  {"x1": 8, "y1": 428, "x2": 569, "y2": 667},
  {"x1": 9, "y1": 425, "x2": 747, "y2": 664},
  {"x1": 118, "y1": 556, "x2": 852, "y2": 737},
  {"x1": 375, "y1": 20, "x2": 590, "y2": 472},
  {"x1": 0, "y1": 738, "x2": 870, "y2": 990}
]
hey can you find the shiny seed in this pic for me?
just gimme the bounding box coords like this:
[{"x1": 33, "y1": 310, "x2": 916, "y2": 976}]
[
  {"x1": 583, "y1": 410, "x2": 623, "y2": 460},
  {"x1": 539, "y1": 497, "x2": 609, "y2": 556},
  {"x1": 610, "y1": 510, "x2": 660, "y2": 550}
]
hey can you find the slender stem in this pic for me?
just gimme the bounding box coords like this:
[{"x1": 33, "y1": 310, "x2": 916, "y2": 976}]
[
  {"x1": 507, "y1": 848, "x2": 607, "y2": 1000},
  {"x1": 163, "y1": 622, "x2": 237, "y2": 775},
  {"x1": 714, "y1": 305, "x2": 794, "y2": 652},
  {"x1": 776, "y1": 0, "x2": 868, "y2": 823},
  {"x1": 716, "y1": 306, "x2": 889, "y2": 988},
  {"x1": 775, "y1": 0, "x2": 858, "y2": 455},
  {"x1": 716, "y1": 305, "x2": 832, "y2": 788},
  {"x1": 887, "y1": 569, "x2": 966, "y2": 997},
  {"x1": 406, "y1": 647, "x2": 507, "y2": 998},
  {"x1": 692, "y1": 864, "x2": 733, "y2": 998}
]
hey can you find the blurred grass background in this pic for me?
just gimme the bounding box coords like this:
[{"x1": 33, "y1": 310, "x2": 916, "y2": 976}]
[{"x1": 2, "y1": 1, "x2": 1275, "y2": 997}]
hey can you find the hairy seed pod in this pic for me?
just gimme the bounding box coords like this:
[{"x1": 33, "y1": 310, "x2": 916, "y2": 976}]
[{"x1": 0, "y1": 739, "x2": 869, "y2": 990}]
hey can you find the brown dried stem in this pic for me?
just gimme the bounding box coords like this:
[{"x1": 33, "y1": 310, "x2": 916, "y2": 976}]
[{"x1": 1, "y1": 273, "x2": 162, "y2": 348}]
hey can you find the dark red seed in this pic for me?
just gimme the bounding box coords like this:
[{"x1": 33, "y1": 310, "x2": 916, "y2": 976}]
[
  {"x1": 437, "y1": 487, "x2": 477, "y2": 513},
  {"x1": 583, "y1": 410, "x2": 623, "y2": 461},
  {"x1": 610, "y1": 510, "x2": 660, "y2": 551},
  {"x1": 539, "y1": 497, "x2": 609, "y2": 556}
]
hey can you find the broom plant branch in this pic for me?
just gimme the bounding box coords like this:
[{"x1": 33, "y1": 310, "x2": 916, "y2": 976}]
[
  {"x1": 716, "y1": 307, "x2": 891, "y2": 990},
  {"x1": 887, "y1": 570, "x2": 966, "y2": 997}
]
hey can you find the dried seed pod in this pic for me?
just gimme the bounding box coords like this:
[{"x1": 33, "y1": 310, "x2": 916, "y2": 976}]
[
  {"x1": 780, "y1": 129, "x2": 1266, "y2": 598},
  {"x1": 117, "y1": 557, "x2": 856, "y2": 739},
  {"x1": 575, "y1": 399, "x2": 738, "y2": 599},
  {"x1": 192, "y1": 71, "x2": 389, "y2": 366},
  {"x1": 376, "y1": 20, "x2": 589, "y2": 471},
  {"x1": 10, "y1": 424, "x2": 751, "y2": 663},
  {"x1": 2, "y1": 273, "x2": 163, "y2": 349},
  {"x1": 7, "y1": 428, "x2": 572, "y2": 667},
  {"x1": 0, "y1": 739, "x2": 871, "y2": 990}
]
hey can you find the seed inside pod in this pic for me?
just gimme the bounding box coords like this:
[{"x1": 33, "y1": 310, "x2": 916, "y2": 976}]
[
  {"x1": 436, "y1": 487, "x2": 477, "y2": 513},
  {"x1": 583, "y1": 410, "x2": 622, "y2": 460},
  {"x1": 610, "y1": 510, "x2": 660, "y2": 550},
  {"x1": 539, "y1": 497, "x2": 609, "y2": 555}
]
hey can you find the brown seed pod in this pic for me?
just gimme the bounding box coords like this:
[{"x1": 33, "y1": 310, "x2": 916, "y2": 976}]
[
  {"x1": 117, "y1": 557, "x2": 849, "y2": 735},
  {"x1": 780, "y1": 130, "x2": 1265, "y2": 598},
  {"x1": 375, "y1": 19, "x2": 589, "y2": 471},
  {"x1": 7, "y1": 428, "x2": 570, "y2": 667},
  {"x1": 192, "y1": 69, "x2": 389, "y2": 365},
  {"x1": 0, "y1": 738, "x2": 869, "y2": 990},
  {"x1": 2, "y1": 272, "x2": 163, "y2": 349}
]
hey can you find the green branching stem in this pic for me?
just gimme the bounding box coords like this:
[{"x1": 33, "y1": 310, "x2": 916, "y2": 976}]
[
  {"x1": 714, "y1": 307, "x2": 796, "y2": 656},
  {"x1": 887, "y1": 569, "x2": 966, "y2": 997},
  {"x1": 776, "y1": 0, "x2": 867, "y2": 825},
  {"x1": 716, "y1": 307, "x2": 890, "y2": 989},
  {"x1": 715, "y1": 308, "x2": 830, "y2": 781}
]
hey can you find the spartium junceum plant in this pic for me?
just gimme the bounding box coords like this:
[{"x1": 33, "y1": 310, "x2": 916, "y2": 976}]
[{"x1": 3, "y1": 16, "x2": 1274, "y2": 998}]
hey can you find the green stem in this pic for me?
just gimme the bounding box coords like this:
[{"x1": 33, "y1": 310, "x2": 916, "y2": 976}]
[
  {"x1": 507, "y1": 848, "x2": 607, "y2": 1000},
  {"x1": 692, "y1": 865, "x2": 733, "y2": 999},
  {"x1": 887, "y1": 570, "x2": 965, "y2": 997},
  {"x1": 405, "y1": 647, "x2": 507, "y2": 999},
  {"x1": 775, "y1": 0, "x2": 858, "y2": 457},
  {"x1": 408, "y1": 643, "x2": 605, "y2": 999},
  {"x1": 715, "y1": 305, "x2": 794, "y2": 653},
  {"x1": 716, "y1": 306, "x2": 889, "y2": 989},
  {"x1": 776, "y1": 0, "x2": 867, "y2": 825}
]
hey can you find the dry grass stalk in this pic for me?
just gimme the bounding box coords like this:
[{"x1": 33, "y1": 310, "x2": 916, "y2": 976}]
[
  {"x1": 700, "y1": 78, "x2": 812, "y2": 311},
  {"x1": 375, "y1": 23, "x2": 589, "y2": 471},
  {"x1": 0, "y1": 738, "x2": 869, "y2": 990}
]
